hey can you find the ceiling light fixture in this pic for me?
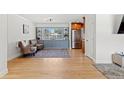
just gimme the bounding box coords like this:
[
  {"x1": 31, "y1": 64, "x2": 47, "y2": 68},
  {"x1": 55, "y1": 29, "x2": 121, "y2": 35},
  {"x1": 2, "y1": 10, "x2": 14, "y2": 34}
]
[
  {"x1": 49, "y1": 18, "x2": 53, "y2": 22},
  {"x1": 44, "y1": 17, "x2": 53, "y2": 22}
]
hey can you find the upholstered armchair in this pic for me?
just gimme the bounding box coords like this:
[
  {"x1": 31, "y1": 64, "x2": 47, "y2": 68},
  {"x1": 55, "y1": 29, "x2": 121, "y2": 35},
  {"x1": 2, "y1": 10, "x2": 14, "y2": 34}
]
[{"x1": 18, "y1": 41, "x2": 37, "y2": 56}]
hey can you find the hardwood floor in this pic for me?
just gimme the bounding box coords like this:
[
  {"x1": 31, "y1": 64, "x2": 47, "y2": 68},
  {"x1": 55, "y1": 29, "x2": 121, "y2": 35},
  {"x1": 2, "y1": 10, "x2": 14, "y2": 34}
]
[{"x1": 2, "y1": 49, "x2": 106, "y2": 79}]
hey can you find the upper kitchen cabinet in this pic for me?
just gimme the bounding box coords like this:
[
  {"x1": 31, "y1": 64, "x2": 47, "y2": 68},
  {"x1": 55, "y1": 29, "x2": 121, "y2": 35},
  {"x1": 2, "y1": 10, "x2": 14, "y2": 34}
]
[{"x1": 71, "y1": 22, "x2": 84, "y2": 30}]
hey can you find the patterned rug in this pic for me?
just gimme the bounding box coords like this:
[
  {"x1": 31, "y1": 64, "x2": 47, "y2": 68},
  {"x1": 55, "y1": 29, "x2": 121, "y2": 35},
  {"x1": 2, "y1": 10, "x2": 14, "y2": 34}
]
[
  {"x1": 32, "y1": 49, "x2": 70, "y2": 58},
  {"x1": 95, "y1": 64, "x2": 124, "y2": 79}
]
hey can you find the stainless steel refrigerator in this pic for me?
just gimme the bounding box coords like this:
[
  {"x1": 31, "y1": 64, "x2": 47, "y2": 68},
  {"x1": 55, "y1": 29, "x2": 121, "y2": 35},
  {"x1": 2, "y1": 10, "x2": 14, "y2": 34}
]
[{"x1": 71, "y1": 30, "x2": 82, "y2": 49}]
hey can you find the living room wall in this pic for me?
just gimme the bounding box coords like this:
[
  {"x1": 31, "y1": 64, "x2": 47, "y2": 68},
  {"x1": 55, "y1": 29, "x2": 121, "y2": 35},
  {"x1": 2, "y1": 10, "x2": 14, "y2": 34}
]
[
  {"x1": 95, "y1": 14, "x2": 124, "y2": 63},
  {"x1": 7, "y1": 15, "x2": 36, "y2": 61},
  {"x1": 0, "y1": 15, "x2": 8, "y2": 76}
]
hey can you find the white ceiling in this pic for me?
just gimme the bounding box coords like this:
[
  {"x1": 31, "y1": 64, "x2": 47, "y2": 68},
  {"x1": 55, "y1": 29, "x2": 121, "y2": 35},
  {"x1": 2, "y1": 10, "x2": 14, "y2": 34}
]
[{"x1": 20, "y1": 14, "x2": 85, "y2": 24}]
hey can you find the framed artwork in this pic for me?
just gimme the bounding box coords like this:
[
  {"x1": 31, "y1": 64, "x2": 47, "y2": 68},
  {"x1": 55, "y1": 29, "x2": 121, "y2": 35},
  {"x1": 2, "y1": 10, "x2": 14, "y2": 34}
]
[{"x1": 23, "y1": 24, "x2": 29, "y2": 34}]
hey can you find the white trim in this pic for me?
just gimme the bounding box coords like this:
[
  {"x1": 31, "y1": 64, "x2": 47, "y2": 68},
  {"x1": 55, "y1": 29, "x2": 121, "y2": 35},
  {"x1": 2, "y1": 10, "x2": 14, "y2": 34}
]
[
  {"x1": 90, "y1": 57, "x2": 96, "y2": 62},
  {"x1": 85, "y1": 54, "x2": 96, "y2": 62},
  {"x1": 69, "y1": 22, "x2": 72, "y2": 49},
  {"x1": 0, "y1": 69, "x2": 8, "y2": 78},
  {"x1": 85, "y1": 53, "x2": 90, "y2": 57},
  {"x1": 7, "y1": 53, "x2": 21, "y2": 61}
]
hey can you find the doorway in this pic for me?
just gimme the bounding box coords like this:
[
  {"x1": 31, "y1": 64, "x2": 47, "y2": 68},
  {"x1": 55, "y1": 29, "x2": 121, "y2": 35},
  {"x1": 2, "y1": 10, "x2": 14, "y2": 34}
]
[{"x1": 71, "y1": 22, "x2": 85, "y2": 54}]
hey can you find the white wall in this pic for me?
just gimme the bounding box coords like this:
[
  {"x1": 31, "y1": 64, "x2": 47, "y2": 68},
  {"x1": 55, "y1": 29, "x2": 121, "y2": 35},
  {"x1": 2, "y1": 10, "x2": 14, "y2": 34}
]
[
  {"x1": 0, "y1": 15, "x2": 8, "y2": 77},
  {"x1": 96, "y1": 14, "x2": 124, "y2": 63},
  {"x1": 36, "y1": 23, "x2": 69, "y2": 27},
  {"x1": 7, "y1": 15, "x2": 36, "y2": 61}
]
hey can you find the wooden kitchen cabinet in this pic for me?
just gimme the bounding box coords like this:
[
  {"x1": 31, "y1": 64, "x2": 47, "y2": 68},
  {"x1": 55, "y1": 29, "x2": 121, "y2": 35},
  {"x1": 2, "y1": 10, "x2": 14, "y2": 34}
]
[{"x1": 71, "y1": 22, "x2": 84, "y2": 30}]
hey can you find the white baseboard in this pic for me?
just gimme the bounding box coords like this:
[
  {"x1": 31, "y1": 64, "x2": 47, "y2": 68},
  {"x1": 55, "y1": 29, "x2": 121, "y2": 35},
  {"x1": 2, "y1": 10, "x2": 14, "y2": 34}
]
[
  {"x1": 84, "y1": 54, "x2": 96, "y2": 62},
  {"x1": 7, "y1": 53, "x2": 21, "y2": 61},
  {"x1": 0, "y1": 69, "x2": 8, "y2": 78},
  {"x1": 90, "y1": 57, "x2": 96, "y2": 62}
]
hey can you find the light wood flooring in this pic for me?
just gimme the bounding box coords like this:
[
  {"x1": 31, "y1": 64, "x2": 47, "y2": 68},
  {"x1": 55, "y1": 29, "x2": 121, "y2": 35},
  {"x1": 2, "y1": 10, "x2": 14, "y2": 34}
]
[{"x1": 2, "y1": 49, "x2": 106, "y2": 79}]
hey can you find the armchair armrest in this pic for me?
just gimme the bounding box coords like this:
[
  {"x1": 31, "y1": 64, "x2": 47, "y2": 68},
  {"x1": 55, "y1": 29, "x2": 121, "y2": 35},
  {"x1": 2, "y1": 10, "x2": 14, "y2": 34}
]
[{"x1": 23, "y1": 45, "x2": 32, "y2": 54}]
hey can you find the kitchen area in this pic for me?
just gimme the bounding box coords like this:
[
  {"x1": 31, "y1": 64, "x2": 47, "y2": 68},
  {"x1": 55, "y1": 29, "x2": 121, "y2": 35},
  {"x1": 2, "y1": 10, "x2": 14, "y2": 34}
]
[
  {"x1": 35, "y1": 17, "x2": 85, "y2": 52},
  {"x1": 71, "y1": 17, "x2": 85, "y2": 53}
]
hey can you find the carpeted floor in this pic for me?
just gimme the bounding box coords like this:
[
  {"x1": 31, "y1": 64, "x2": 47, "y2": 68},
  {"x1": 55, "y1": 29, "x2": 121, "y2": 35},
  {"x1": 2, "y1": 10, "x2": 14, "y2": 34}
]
[
  {"x1": 32, "y1": 49, "x2": 70, "y2": 58},
  {"x1": 95, "y1": 64, "x2": 124, "y2": 79}
]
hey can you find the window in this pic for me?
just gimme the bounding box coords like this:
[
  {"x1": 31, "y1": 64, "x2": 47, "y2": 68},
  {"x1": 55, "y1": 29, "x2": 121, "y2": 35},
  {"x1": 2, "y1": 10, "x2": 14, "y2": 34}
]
[{"x1": 40, "y1": 27, "x2": 69, "y2": 40}]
